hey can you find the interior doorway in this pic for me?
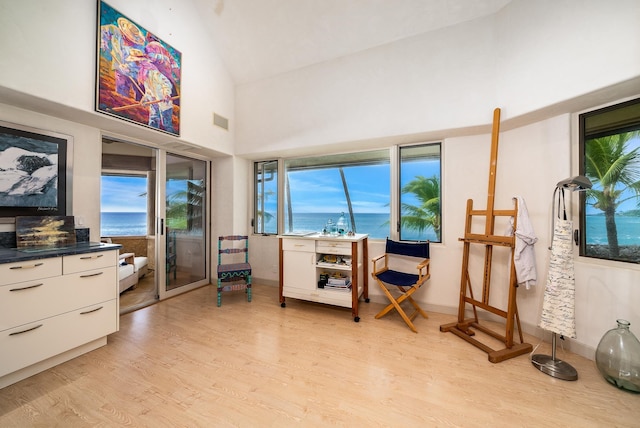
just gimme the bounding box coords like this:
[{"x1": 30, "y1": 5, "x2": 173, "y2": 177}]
[{"x1": 101, "y1": 138, "x2": 158, "y2": 313}]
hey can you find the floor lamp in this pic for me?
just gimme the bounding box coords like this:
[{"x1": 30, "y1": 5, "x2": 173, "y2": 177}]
[{"x1": 531, "y1": 175, "x2": 592, "y2": 381}]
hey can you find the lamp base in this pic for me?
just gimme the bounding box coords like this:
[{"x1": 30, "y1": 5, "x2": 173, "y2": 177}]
[{"x1": 531, "y1": 354, "x2": 578, "y2": 381}]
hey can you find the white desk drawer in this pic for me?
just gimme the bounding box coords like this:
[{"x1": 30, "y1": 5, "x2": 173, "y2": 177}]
[
  {"x1": 0, "y1": 257, "x2": 62, "y2": 286},
  {"x1": 316, "y1": 240, "x2": 352, "y2": 255},
  {"x1": 0, "y1": 299, "x2": 117, "y2": 377},
  {"x1": 281, "y1": 239, "x2": 315, "y2": 252},
  {"x1": 0, "y1": 266, "x2": 117, "y2": 332},
  {"x1": 64, "y1": 250, "x2": 117, "y2": 274}
]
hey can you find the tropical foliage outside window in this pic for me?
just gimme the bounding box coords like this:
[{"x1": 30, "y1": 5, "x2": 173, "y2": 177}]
[
  {"x1": 166, "y1": 157, "x2": 206, "y2": 233},
  {"x1": 166, "y1": 178, "x2": 204, "y2": 231},
  {"x1": 580, "y1": 98, "x2": 640, "y2": 263},
  {"x1": 399, "y1": 144, "x2": 441, "y2": 242},
  {"x1": 254, "y1": 160, "x2": 278, "y2": 234}
]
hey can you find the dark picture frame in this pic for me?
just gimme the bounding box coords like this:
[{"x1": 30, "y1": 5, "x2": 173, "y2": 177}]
[
  {"x1": 96, "y1": 1, "x2": 182, "y2": 136},
  {"x1": 0, "y1": 121, "x2": 73, "y2": 220}
]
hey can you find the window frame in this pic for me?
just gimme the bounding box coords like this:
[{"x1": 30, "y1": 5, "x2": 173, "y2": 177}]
[
  {"x1": 398, "y1": 142, "x2": 442, "y2": 243},
  {"x1": 282, "y1": 149, "x2": 391, "y2": 238},
  {"x1": 578, "y1": 96, "x2": 640, "y2": 263},
  {"x1": 253, "y1": 160, "x2": 279, "y2": 235},
  {"x1": 252, "y1": 141, "x2": 443, "y2": 242}
]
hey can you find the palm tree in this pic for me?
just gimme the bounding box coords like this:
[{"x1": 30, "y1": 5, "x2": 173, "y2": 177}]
[
  {"x1": 166, "y1": 179, "x2": 204, "y2": 231},
  {"x1": 400, "y1": 175, "x2": 441, "y2": 241},
  {"x1": 585, "y1": 131, "x2": 640, "y2": 257}
]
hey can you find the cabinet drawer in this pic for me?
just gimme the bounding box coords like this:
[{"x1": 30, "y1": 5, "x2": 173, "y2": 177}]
[
  {"x1": 63, "y1": 250, "x2": 117, "y2": 274},
  {"x1": 283, "y1": 286, "x2": 353, "y2": 308},
  {"x1": 0, "y1": 266, "x2": 117, "y2": 332},
  {"x1": 0, "y1": 275, "x2": 66, "y2": 331},
  {"x1": 316, "y1": 240, "x2": 352, "y2": 255},
  {"x1": 0, "y1": 257, "x2": 62, "y2": 286},
  {"x1": 281, "y1": 239, "x2": 315, "y2": 252},
  {"x1": 0, "y1": 299, "x2": 117, "y2": 377}
]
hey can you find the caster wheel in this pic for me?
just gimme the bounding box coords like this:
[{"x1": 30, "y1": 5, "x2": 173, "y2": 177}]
[
  {"x1": 281, "y1": 302, "x2": 286, "y2": 308},
  {"x1": 365, "y1": 298, "x2": 370, "y2": 303},
  {"x1": 354, "y1": 316, "x2": 360, "y2": 322}
]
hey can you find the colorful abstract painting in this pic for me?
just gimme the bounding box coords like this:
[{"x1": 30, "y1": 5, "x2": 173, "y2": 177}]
[{"x1": 97, "y1": 1, "x2": 182, "y2": 136}]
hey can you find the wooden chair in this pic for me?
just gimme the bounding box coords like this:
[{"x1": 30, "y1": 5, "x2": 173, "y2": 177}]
[
  {"x1": 371, "y1": 239, "x2": 430, "y2": 332},
  {"x1": 216, "y1": 235, "x2": 252, "y2": 306}
]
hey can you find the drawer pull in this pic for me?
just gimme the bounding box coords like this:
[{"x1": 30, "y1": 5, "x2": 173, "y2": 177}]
[
  {"x1": 9, "y1": 262, "x2": 44, "y2": 270},
  {"x1": 80, "y1": 254, "x2": 104, "y2": 260},
  {"x1": 80, "y1": 306, "x2": 104, "y2": 315},
  {"x1": 9, "y1": 324, "x2": 43, "y2": 336},
  {"x1": 80, "y1": 272, "x2": 104, "y2": 278},
  {"x1": 9, "y1": 283, "x2": 44, "y2": 292}
]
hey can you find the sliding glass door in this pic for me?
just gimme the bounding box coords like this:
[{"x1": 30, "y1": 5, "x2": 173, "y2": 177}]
[{"x1": 159, "y1": 153, "x2": 208, "y2": 298}]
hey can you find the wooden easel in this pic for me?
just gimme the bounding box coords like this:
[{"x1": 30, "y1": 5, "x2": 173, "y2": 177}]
[{"x1": 440, "y1": 108, "x2": 533, "y2": 363}]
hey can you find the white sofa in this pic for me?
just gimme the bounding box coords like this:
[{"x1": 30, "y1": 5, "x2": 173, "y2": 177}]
[
  {"x1": 134, "y1": 256, "x2": 148, "y2": 279},
  {"x1": 119, "y1": 253, "x2": 138, "y2": 294}
]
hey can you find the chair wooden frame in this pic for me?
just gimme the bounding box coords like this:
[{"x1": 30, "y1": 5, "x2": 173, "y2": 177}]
[
  {"x1": 372, "y1": 239, "x2": 430, "y2": 333},
  {"x1": 217, "y1": 235, "x2": 252, "y2": 306}
]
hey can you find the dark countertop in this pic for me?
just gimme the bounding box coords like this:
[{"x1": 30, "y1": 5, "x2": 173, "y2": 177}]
[{"x1": 0, "y1": 242, "x2": 122, "y2": 265}]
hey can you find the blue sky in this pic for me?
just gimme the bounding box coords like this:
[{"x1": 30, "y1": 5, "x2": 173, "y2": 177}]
[
  {"x1": 101, "y1": 176, "x2": 147, "y2": 212},
  {"x1": 284, "y1": 160, "x2": 440, "y2": 214},
  {"x1": 101, "y1": 176, "x2": 191, "y2": 212}
]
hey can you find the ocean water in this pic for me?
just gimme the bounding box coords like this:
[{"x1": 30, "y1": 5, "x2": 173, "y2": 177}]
[
  {"x1": 279, "y1": 212, "x2": 437, "y2": 241},
  {"x1": 586, "y1": 215, "x2": 640, "y2": 245},
  {"x1": 104, "y1": 211, "x2": 636, "y2": 244},
  {"x1": 101, "y1": 212, "x2": 147, "y2": 236}
]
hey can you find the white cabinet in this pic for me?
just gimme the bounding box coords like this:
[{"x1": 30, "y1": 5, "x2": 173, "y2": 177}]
[
  {"x1": 279, "y1": 234, "x2": 369, "y2": 321},
  {"x1": 0, "y1": 249, "x2": 119, "y2": 389}
]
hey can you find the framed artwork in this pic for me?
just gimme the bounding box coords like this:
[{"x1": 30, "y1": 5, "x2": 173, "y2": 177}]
[
  {"x1": 16, "y1": 216, "x2": 77, "y2": 248},
  {"x1": 0, "y1": 121, "x2": 73, "y2": 220},
  {"x1": 96, "y1": 1, "x2": 182, "y2": 136}
]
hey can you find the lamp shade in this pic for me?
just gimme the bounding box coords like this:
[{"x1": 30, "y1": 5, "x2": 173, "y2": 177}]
[{"x1": 556, "y1": 175, "x2": 592, "y2": 190}]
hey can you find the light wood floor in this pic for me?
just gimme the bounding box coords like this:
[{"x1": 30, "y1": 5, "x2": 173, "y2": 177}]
[
  {"x1": 119, "y1": 272, "x2": 157, "y2": 314},
  {"x1": 0, "y1": 283, "x2": 637, "y2": 427}
]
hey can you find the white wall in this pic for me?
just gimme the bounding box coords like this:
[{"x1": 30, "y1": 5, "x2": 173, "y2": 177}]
[
  {"x1": 237, "y1": 0, "x2": 640, "y2": 360},
  {"x1": 496, "y1": 0, "x2": 640, "y2": 114},
  {"x1": 236, "y1": 0, "x2": 640, "y2": 158},
  {"x1": 0, "y1": 0, "x2": 235, "y2": 155},
  {"x1": 0, "y1": 0, "x2": 237, "y2": 244}
]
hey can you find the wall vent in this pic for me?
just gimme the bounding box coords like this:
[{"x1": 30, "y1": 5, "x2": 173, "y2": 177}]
[{"x1": 213, "y1": 113, "x2": 229, "y2": 130}]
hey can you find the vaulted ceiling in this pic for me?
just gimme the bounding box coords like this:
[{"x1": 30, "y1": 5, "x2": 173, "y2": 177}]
[{"x1": 192, "y1": 0, "x2": 512, "y2": 85}]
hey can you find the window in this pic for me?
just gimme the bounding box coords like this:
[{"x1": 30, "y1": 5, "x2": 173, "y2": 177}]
[
  {"x1": 254, "y1": 144, "x2": 442, "y2": 241},
  {"x1": 100, "y1": 174, "x2": 148, "y2": 237},
  {"x1": 284, "y1": 150, "x2": 390, "y2": 238},
  {"x1": 254, "y1": 160, "x2": 278, "y2": 234},
  {"x1": 399, "y1": 143, "x2": 442, "y2": 242},
  {"x1": 579, "y1": 97, "x2": 640, "y2": 263}
]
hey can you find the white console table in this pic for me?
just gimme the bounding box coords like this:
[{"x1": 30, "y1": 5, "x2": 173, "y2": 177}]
[{"x1": 279, "y1": 233, "x2": 369, "y2": 321}]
